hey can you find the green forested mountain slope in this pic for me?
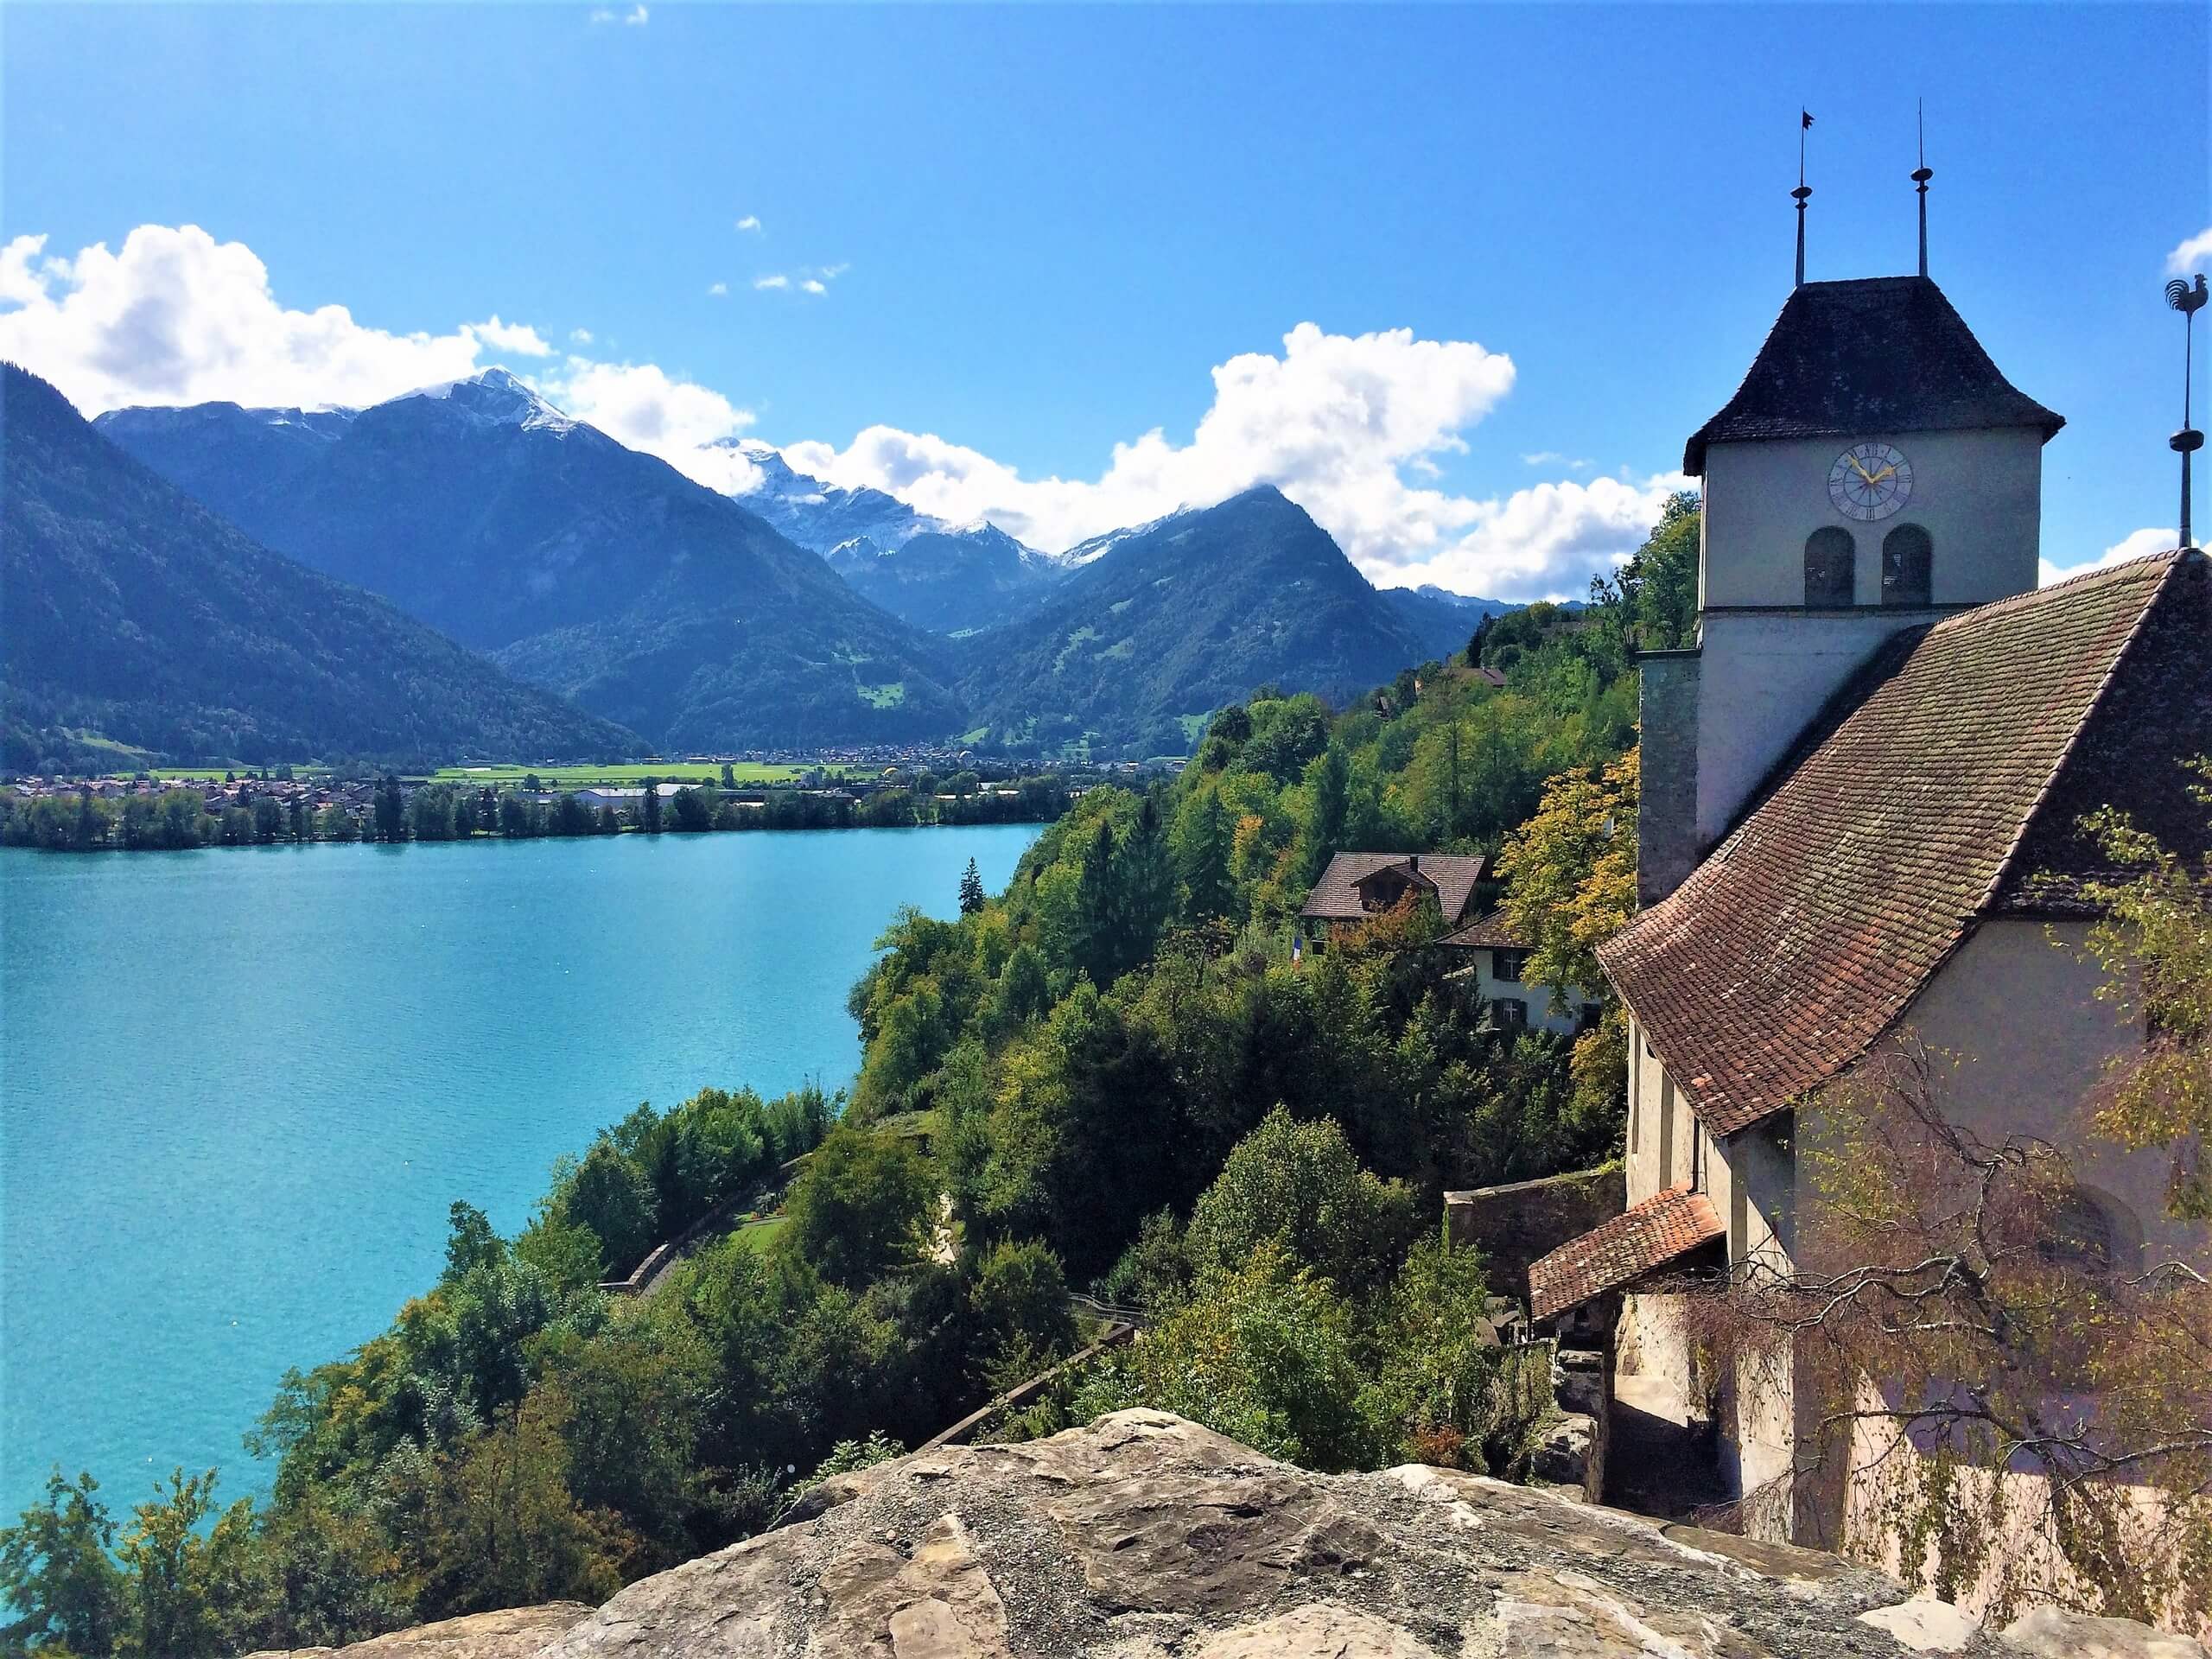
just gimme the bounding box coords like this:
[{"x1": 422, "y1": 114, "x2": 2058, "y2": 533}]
[
  {"x1": 955, "y1": 486, "x2": 1443, "y2": 757},
  {"x1": 1, "y1": 365, "x2": 637, "y2": 769}
]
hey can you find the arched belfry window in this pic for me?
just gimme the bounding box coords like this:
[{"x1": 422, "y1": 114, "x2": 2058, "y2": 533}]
[
  {"x1": 1882, "y1": 524, "x2": 1933, "y2": 607},
  {"x1": 1804, "y1": 528, "x2": 1856, "y2": 607}
]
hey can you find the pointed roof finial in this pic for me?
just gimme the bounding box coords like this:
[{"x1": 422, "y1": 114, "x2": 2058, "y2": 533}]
[
  {"x1": 1795, "y1": 110, "x2": 1815, "y2": 288},
  {"x1": 2168, "y1": 274, "x2": 2208, "y2": 550},
  {"x1": 1913, "y1": 99, "x2": 1934, "y2": 278}
]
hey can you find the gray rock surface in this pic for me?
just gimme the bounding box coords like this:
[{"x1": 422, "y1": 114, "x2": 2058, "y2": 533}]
[
  {"x1": 259, "y1": 1412, "x2": 2198, "y2": 1659},
  {"x1": 2001, "y1": 1605, "x2": 2210, "y2": 1659},
  {"x1": 242, "y1": 1603, "x2": 594, "y2": 1659},
  {"x1": 541, "y1": 1410, "x2": 1974, "y2": 1656}
]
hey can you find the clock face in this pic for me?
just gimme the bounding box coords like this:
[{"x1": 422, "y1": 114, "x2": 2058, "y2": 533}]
[{"x1": 1827, "y1": 442, "x2": 1913, "y2": 522}]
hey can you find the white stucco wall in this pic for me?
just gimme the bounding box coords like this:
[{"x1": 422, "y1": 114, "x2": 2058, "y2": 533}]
[
  {"x1": 1687, "y1": 425, "x2": 2045, "y2": 845},
  {"x1": 1469, "y1": 946, "x2": 1599, "y2": 1037},
  {"x1": 1625, "y1": 1017, "x2": 1698, "y2": 1205},
  {"x1": 1700, "y1": 428, "x2": 2043, "y2": 610},
  {"x1": 1891, "y1": 918, "x2": 2190, "y2": 1261},
  {"x1": 1692, "y1": 612, "x2": 1924, "y2": 843}
]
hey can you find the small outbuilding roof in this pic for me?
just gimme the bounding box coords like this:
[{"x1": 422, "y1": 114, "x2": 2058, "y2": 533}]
[
  {"x1": 1441, "y1": 910, "x2": 1527, "y2": 950},
  {"x1": 1682, "y1": 276, "x2": 2063, "y2": 476},
  {"x1": 1300, "y1": 852, "x2": 1488, "y2": 927},
  {"x1": 1528, "y1": 1183, "x2": 1724, "y2": 1322},
  {"x1": 1599, "y1": 549, "x2": 2212, "y2": 1140}
]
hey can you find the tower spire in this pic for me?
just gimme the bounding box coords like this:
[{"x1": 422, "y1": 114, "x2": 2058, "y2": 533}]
[
  {"x1": 1794, "y1": 110, "x2": 1814, "y2": 288},
  {"x1": 1912, "y1": 100, "x2": 1933, "y2": 278}
]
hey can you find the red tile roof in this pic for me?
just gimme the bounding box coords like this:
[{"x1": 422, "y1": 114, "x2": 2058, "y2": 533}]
[
  {"x1": 1528, "y1": 1183, "x2": 1724, "y2": 1321},
  {"x1": 1600, "y1": 550, "x2": 2212, "y2": 1140},
  {"x1": 1299, "y1": 852, "x2": 1487, "y2": 927},
  {"x1": 1683, "y1": 276, "x2": 2063, "y2": 475}
]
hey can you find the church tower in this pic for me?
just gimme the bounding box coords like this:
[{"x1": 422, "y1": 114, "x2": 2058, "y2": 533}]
[{"x1": 1638, "y1": 276, "x2": 2066, "y2": 903}]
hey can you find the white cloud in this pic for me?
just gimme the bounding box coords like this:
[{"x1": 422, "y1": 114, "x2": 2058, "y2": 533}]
[
  {"x1": 469, "y1": 315, "x2": 553, "y2": 358},
  {"x1": 0, "y1": 225, "x2": 505, "y2": 411},
  {"x1": 707, "y1": 282, "x2": 728, "y2": 297},
  {"x1": 539, "y1": 358, "x2": 756, "y2": 488},
  {"x1": 775, "y1": 321, "x2": 1664, "y2": 597},
  {"x1": 735, "y1": 215, "x2": 761, "y2": 233},
  {"x1": 589, "y1": 3, "x2": 646, "y2": 22},
  {"x1": 2040, "y1": 526, "x2": 2177, "y2": 587},
  {"x1": 3, "y1": 224, "x2": 1675, "y2": 599},
  {"x1": 2166, "y1": 227, "x2": 2212, "y2": 276},
  {"x1": 754, "y1": 264, "x2": 843, "y2": 299},
  {"x1": 1521, "y1": 450, "x2": 1592, "y2": 471}
]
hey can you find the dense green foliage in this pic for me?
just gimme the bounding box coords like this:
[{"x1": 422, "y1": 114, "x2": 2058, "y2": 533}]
[
  {"x1": 1, "y1": 367, "x2": 637, "y2": 773},
  {"x1": 2, "y1": 497, "x2": 1695, "y2": 1654}
]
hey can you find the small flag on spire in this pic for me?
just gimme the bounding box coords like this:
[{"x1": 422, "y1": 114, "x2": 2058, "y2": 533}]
[{"x1": 1802, "y1": 110, "x2": 1815, "y2": 129}]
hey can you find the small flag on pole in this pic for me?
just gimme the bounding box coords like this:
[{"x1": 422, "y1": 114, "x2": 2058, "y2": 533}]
[{"x1": 1802, "y1": 110, "x2": 1815, "y2": 129}]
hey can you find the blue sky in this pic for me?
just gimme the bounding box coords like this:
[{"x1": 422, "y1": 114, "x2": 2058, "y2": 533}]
[{"x1": 5, "y1": 3, "x2": 2207, "y2": 595}]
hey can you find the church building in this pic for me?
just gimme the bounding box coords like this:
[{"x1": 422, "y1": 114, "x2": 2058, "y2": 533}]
[{"x1": 1522, "y1": 268, "x2": 2212, "y2": 1552}]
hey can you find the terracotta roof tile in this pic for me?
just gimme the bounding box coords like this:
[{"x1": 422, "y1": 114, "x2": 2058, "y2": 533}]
[
  {"x1": 1528, "y1": 1183, "x2": 1724, "y2": 1321},
  {"x1": 1600, "y1": 550, "x2": 2211, "y2": 1140},
  {"x1": 1299, "y1": 851, "x2": 1486, "y2": 927},
  {"x1": 1683, "y1": 276, "x2": 2063, "y2": 475}
]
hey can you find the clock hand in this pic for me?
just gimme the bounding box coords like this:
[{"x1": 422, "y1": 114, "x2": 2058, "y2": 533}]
[
  {"x1": 1868, "y1": 465, "x2": 1896, "y2": 484},
  {"x1": 1847, "y1": 454, "x2": 1875, "y2": 483}
]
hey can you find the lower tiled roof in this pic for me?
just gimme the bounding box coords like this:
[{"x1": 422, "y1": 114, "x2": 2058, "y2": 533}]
[
  {"x1": 1528, "y1": 1183, "x2": 1724, "y2": 1322},
  {"x1": 1599, "y1": 550, "x2": 2209, "y2": 1140}
]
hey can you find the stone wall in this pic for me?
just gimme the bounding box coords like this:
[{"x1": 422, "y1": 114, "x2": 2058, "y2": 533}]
[
  {"x1": 1446, "y1": 1163, "x2": 1624, "y2": 1300},
  {"x1": 1636, "y1": 652, "x2": 1702, "y2": 906}
]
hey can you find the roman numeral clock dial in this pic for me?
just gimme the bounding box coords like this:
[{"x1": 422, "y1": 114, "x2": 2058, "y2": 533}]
[{"x1": 1827, "y1": 441, "x2": 1913, "y2": 522}]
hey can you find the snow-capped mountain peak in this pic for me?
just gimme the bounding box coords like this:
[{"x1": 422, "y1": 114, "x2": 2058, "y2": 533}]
[{"x1": 382, "y1": 366, "x2": 576, "y2": 435}]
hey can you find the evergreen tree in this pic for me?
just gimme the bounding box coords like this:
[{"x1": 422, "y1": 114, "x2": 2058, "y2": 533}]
[
  {"x1": 373, "y1": 777, "x2": 405, "y2": 842},
  {"x1": 1298, "y1": 743, "x2": 1351, "y2": 884},
  {"x1": 958, "y1": 858, "x2": 987, "y2": 916},
  {"x1": 1173, "y1": 786, "x2": 1235, "y2": 919},
  {"x1": 640, "y1": 781, "x2": 663, "y2": 834}
]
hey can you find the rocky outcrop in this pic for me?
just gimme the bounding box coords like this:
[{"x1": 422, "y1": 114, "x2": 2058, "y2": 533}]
[
  {"x1": 263, "y1": 1412, "x2": 2209, "y2": 1659},
  {"x1": 243, "y1": 1603, "x2": 594, "y2": 1659}
]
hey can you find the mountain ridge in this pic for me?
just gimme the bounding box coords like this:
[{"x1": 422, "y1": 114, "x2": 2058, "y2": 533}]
[
  {"x1": 955, "y1": 484, "x2": 1446, "y2": 756},
  {"x1": 97, "y1": 375, "x2": 969, "y2": 749},
  {"x1": 3, "y1": 365, "x2": 637, "y2": 769}
]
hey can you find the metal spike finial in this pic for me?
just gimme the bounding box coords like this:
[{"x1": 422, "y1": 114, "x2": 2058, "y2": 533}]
[
  {"x1": 1795, "y1": 109, "x2": 1814, "y2": 288},
  {"x1": 1912, "y1": 100, "x2": 1934, "y2": 278},
  {"x1": 2168, "y1": 273, "x2": 2208, "y2": 550}
]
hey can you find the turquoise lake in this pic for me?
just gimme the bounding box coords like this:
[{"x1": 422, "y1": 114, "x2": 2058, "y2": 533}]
[{"x1": 0, "y1": 824, "x2": 1042, "y2": 1529}]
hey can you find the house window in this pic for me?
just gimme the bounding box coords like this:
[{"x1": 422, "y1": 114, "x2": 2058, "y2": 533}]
[
  {"x1": 1804, "y1": 526, "x2": 1856, "y2": 607},
  {"x1": 1493, "y1": 998, "x2": 1528, "y2": 1028},
  {"x1": 1882, "y1": 524, "x2": 1933, "y2": 607},
  {"x1": 1575, "y1": 1003, "x2": 1602, "y2": 1034},
  {"x1": 1492, "y1": 949, "x2": 1528, "y2": 983}
]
